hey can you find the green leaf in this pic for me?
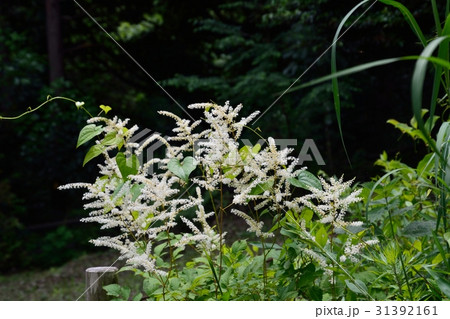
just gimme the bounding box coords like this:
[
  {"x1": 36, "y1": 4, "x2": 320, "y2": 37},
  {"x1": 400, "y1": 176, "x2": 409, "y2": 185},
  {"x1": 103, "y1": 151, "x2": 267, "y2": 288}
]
[
  {"x1": 116, "y1": 152, "x2": 140, "y2": 179},
  {"x1": 288, "y1": 54, "x2": 450, "y2": 94},
  {"x1": 301, "y1": 208, "x2": 314, "y2": 223},
  {"x1": 315, "y1": 225, "x2": 328, "y2": 248},
  {"x1": 103, "y1": 284, "x2": 121, "y2": 297},
  {"x1": 119, "y1": 287, "x2": 131, "y2": 300},
  {"x1": 345, "y1": 279, "x2": 368, "y2": 295},
  {"x1": 83, "y1": 144, "x2": 105, "y2": 166},
  {"x1": 101, "y1": 131, "x2": 122, "y2": 147},
  {"x1": 168, "y1": 156, "x2": 196, "y2": 182},
  {"x1": 331, "y1": 0, "x2": 368, "y2": 167},
  {"x1": 411, "y1": 36, "x2": 450, "y2": 159},
  {"x1": 379, "y1": 0, "x2": 427, "y2": 47},
  {"x1": 130, "y1": 183, "x2": 144, "y2": 201},
  {"x1": 100, "y1": 104, "x2": 112, "y2": 114},
  {"x1": 416, "y1": 153, "x2": 435, "y2": 176},
  {"x1": 252, "y1": 143, "x2": 261, "y2": 154},
  {"x1": 444, "y1": 232, "x2": 450, "y2": 246},
  {"x1": 288, "y1": 170, "x2": 322, "y2": 190},
  {"x1": 424, "y1": 267, "x2": 450, "y2": 298},
  {"x1": 297, "y1": 263, "x2": 318, "y2": 288},
  {"x1": 402, "y1": 220, "x2": 435, "y2": 237},
  {"x1": 77, "y1": 124, "x2": 103, "y2": 148},
  {"x1": 436, "y1": 122, "x2": 450, "y2": 152},
  {"x1": 132, "y1": 292, "x2": 143, "y2": 301},
  {"x1": 249, "y1": 178, "x2": 274, "y2": 195}
]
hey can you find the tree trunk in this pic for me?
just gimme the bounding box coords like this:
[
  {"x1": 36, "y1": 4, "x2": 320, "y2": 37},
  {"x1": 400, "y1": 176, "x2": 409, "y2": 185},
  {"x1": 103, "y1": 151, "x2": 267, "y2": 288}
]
[{"x1": 46, "y1": 0, "x2": 64, "y2": 82}]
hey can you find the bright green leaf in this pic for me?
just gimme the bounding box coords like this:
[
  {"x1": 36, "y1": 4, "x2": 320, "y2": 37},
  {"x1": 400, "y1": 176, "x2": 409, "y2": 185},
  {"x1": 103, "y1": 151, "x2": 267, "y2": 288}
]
[
  {"x1": 116, "y1": 152, "x2": 139, "y2": 179},
  {"x1": 101, "y1": 131, "x2": 122, "y2": 147},
  {"x1": 289, "y1": 170, "x2": 322, "y2": 190},
  {"x1": 168, "y1": 157, "x2": 197, "y2": 182},
  {"x1": 83, "y1": 144, "x2": 105, "y2": 166},
  {"x1": 77, "y1": 124, "x2": 103, "y2": 148},
  {"x1": 100, "y1": 104, "x2": 112, "y2": 114},
  {"x1": 315, "y1": 225, "x2": 328, "y2": 248}
]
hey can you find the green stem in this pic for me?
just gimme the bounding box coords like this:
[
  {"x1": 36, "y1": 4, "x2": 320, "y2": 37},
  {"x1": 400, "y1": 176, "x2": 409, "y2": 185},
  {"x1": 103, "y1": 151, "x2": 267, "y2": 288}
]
[
  {"x1": 385, "y1": 197, "x2": 413, "y2": 300},
  {"x1": 0, "y1": 96, "x2": 92, "y2": 120}
]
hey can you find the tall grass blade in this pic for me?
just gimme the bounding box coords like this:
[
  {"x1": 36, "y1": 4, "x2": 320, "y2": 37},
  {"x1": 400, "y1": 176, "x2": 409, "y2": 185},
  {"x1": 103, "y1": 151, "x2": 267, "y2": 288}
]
[
  {"x1": 331, "y1": 0, "x2": 369, "y2": 167},
  {"x1": 288, "y1": 55, "x2": 450, "y2": 93},
  {"x1": 411, "y1": 36, "x2": 450, "y2": 158},
  {"x1": 379, "y1": 0, "x2": 427, "y2": 47},
  {"x1": 431, "y1": 0, "x2": 443, "y2": 35},
  {"x1": 441, "y1": 14, "x2": 450, "y2": 97},
  {"x1": 429, "y1": 8, "x2": 450, "y2": 129}
]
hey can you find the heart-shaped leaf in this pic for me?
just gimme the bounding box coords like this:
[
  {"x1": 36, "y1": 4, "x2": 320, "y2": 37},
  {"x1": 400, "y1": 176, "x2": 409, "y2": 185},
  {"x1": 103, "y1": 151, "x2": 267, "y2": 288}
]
[
  {"x1": 77, "y1": 124, "x2": 104, "y2": 148},
  {"x1": 100, "y1": 104, "x2": 112, "y2": 114},
  {"x1": 116, "y1": 152, "x2": 140, "y2": 179},
  {"x1": 288, "y1": 170, "x2": 322, "y2": 190},
  {"x1": 83, "y1": 144, "x2": 105, "y2": 166},
  {"x1": 168, "y1": 157, "x2": 196, "y2": 182}
]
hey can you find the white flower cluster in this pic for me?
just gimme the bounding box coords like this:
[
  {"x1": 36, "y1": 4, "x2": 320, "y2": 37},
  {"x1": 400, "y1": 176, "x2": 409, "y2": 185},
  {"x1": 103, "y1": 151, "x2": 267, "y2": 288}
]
[
  {"x1": 60, "y1": 101, "x2": 375, "y2": 275},
  {"x1": 287, "y1": 176, "x2": 362, "y2": 228}
]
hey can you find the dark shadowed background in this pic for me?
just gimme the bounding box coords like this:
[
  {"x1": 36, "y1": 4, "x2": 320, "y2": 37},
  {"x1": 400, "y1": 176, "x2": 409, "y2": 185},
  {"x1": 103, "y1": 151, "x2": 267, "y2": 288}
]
[{"x1": 0, "y1": 0, "x2": 441, "y2": 272}]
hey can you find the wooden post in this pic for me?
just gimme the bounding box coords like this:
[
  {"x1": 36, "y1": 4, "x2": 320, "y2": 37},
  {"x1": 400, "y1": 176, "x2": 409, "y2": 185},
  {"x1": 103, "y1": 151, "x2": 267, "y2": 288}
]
[{"x1": 85, "y1": 266, "x2": 118, "y2": 301}]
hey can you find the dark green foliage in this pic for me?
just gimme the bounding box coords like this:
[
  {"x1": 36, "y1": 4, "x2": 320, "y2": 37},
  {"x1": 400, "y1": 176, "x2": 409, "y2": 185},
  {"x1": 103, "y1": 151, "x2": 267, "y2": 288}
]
[{"x1": 0, "y1": 0, "x2": 444, "y2": 273}]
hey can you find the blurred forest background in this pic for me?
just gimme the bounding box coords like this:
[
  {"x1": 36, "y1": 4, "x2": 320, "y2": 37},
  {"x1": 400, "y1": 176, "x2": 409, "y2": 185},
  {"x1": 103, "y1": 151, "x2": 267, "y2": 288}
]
[{"x1": 0, "y1": 0, "x2": 443, "y2": 273}]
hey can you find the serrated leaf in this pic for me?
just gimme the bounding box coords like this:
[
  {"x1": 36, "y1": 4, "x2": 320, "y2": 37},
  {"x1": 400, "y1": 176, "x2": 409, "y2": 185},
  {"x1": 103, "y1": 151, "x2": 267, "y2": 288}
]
[
  {"x1": 77, "y1": 124, "x2": 103, "y2": 148},
  {"x1": 168, "y1": 156, "x2": 196, "y2": 182},
  {"x1": 288, "y1": 170, "x2": 322, "y2": 190},
  {"x1": 402, "y1": 220, "x2": 435, "y2": 237},
  {"x1": 116, "y1": 152, "x2": 139, "y2": 179},
  {"x1": 83, "y1": 144, "x2": 105, "y2": 166}
]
